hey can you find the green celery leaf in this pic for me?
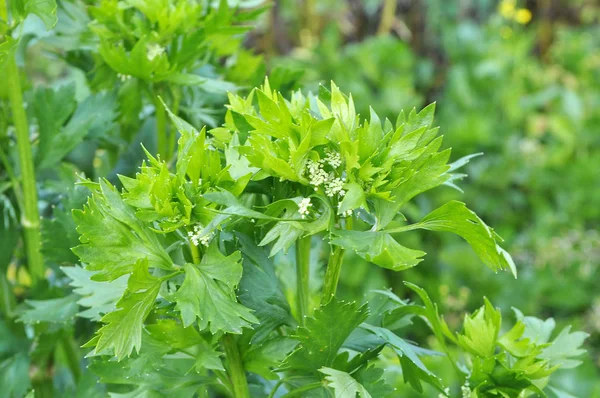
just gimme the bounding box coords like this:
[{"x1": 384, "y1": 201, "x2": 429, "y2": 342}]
[
  {"x1": 512, "y1": 308, "x2": 556, "y2": 344},
  {"x1": 90, "y1": 259, "x2": 162, "y2": 360},
  {"x1": 90, "y1": 333, "x2": 212, "y2": 395},
  {"x1": 282, "y1": 299, "x2": 368, "y2": 373},
  {"x1": 0, "y1": 353, "x2": 30, "y2": 398},
  {"x1": 355, "y1": 365, "x2": 395, "y2": 397},
  {"x1": 61, "y1": 266, "x2": 128, "y2": 321},
  {"x1": 539, "y1": 326, "x2": 588, "y2": 369},
  {"x1": 172, "y1": 243, "x2": 258, "y2": 334},
  {"x1": 243, "y1": 336, "x2": 297, "y2": 379},
  {"x1": 456, "y1": 298, "x2": 502, "y2": 358},
  {"x1": 18, "y1": 294, "x2": 79, "y2": 324},
  {"x1": 320, "y1": 367, "x2": 372, "y2": 398},
  {"x1": 203, "y1": 189, "x2": 277, "y2": 220},
  {"x1": 41, "y1": 184, "x2": 87, "y2": 266},
  {"x1": 146, "y1": 319, "x2": 225, "y2": 371},
  {"x1": 237, "y1": 233, "x2": 294, "y2": 341},
  {"x1": 360, "y1": 324, "x2": 444, "y2": 393},
  {"x1": 72, "y1": 179, "x2": 172, "y2": 281},
  {"x1": 35, "y1": 90, "x2": 117, "y2": 169},
  {"x1": 391, "y1": 201, "x2": 516, "y2": 276},
  {"x1": 331, "y1": 230, "x2": 425, "y2": 271}
]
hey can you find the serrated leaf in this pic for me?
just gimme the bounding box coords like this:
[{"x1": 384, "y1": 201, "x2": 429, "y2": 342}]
[
  {"x1": 36, "y1": 90, "x2": 117, "y2": 169},
  {"x1": 360, "y1": 323, "x2": 444, "y2": 393},
  {"x1": 320, "y1": 367, "x2": 372, "y2": 398},
  {"x1": 539, "y1": 326, "x2": 588, "y2": 369},
  {"x1": 389, "y1": 201, "x2": 516, "y2": 276},
  {"x1": 283, "y1": 299, "x2": 368, "y2": 373},
  {"x1": 243, "y1": 336, "x2": 297, "y2": 379},
  {"x1": 90, "y1": 259, "x2": 162, "y2": 360},
  {"x1": 331, "y1": 230, "x2": 425, "y2": 271},
  {"x1": 356, "y1": 365, "x2": 395, "y2": 397},
  {"x1": 18, "y1": 294, "x2": 79, "y2": 324},
  {"x1": 456, "y1": 298, "x2": 502, "y2": 358},
  {"x1": 203, "y1": 189, "x2": 276, "y2": 220},
  {"x1": 237, "y1": 233, "x2": 294, "y2": 341},
  {"x1": 512, "y1": 308, "x2": 556, "y2": 344},
  {"x1": 62, "y1": 266, "x2": 128, "y2": 321},
  {"x1": 72, "y1": 179, "x2": 172, "y2": 281},
  {"x1": 172, "y1": 243, "x2": 258, "y2": 334},
  {"x1": 145, "y1": 318, "x2": 225, "y2": 372}
]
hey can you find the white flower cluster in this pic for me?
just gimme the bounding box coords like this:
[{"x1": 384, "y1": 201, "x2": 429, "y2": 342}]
[
  {"x1": 298, "y1": 197, "x2": 312, "y2": 219},
  {"x1": 188, "y1": 225, "x2": 213, "y2": 247},
  {"x1": 147, "y1": 43, "x2": 165, "y2": 61},
  {"x1": 306, "y1": 151, "x2": 346, "y2": 198},
  {"x1": 117, "y1": 73, "x2": 131, "y2": 82},
  {"x1": 337, "y1": 203, "x2": 353, "y2": 218},
  {"x1": 461, "y1": 381, "x2": 471, "y2": 398},
  {"x1": 323, "y1": 150, "x2": 342, "y2": 168},
  {"x1": 307, "y1": 159, "x2": 328, "y2": 188},
  {"x1": 325, "y1": 176, "x2": 345, "y2": 197}
]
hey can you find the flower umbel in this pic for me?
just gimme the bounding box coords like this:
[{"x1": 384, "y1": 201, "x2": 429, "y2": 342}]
[
  {"x1": 298, "y1": 198, "x2": 312, "y2": 219},
  {"x1": 188, "y1": 224, "x2": 213, "y2": 247},
  {"x1": 306, "y1": 151, "x2": 346, "y2": 198},
  {"x1": 147, "y1": 43, "x2": 165, "y2": 61}
]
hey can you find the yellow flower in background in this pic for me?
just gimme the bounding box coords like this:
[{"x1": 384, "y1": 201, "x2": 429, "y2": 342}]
[
  {"x1": 515, "y1": 8, "x2": 532, "y2": 24},
  {"x1": 499, "y1": 0, "x2": 516, "y2": 18},
  {"x1": 499, "y1": 0, "x2": 532, "y2": 25}
]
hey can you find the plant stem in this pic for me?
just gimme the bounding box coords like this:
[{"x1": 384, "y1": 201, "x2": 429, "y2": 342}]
[
  {"x1": 0, "y1": 146, "x2": 24, "y2": 207},
  {"x1": 0, "y1": 272, "x2": 16, "y2": 319},
  {"x1": 377, "y1": 0, "x2": 397, "y2": 36},
  {"x1": 61, "y1": 335, "x2": 81, "y2": 382},
  {"x1": 222, "y1": 334, "x2": 250, "y2": 398},
  {"x1": 321, "y1": 245, "x2": 344, "y2": 304},
  {"x1": 301, "y1": 0, "x2": 317, "y2": 48},
  {"x1": 281, "y1": 382, "x2": 323, "y2": 397},
  {"x1": 295, "y1": 236, "x2": 311, "y2": 325},
  {"x1": 5, "y1": 38, "x2": 44, "y2": 285},
  {"x1": 190, "y1": 240, "x2": 201, "y2": 264},
  {"x1": 153, "y1": 89, "x2": 169, "y2": 162}
]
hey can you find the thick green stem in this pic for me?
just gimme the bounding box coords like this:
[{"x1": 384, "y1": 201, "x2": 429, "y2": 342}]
[
  {"x1": 6, "y1": 43, "x2": 44, "y2": 284},
  {"x1": 0, "y1": 272, "x2": 16, "y2": 319},
  {"x1": 321, "y1": 245, "x2": 345, "y2": 304},
  {"x1": 295, "y1": 236, "x2": 311, "y2": 325},
  {"x1": 377, "y1": 0, "x2": 397, "y2": 35},
  {"x1": 222, "y1": 334, "x2": 250, "y2": 398},
  {"x1": 153, "y1": 90, "x2": 169, "y2": 161}
]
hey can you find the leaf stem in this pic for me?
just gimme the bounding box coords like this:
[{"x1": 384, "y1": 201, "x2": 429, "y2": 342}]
[
  {"x1": 153, "y1": 88, "x2": 170, "y2": 162},
  {"x1": 281, "y1": 382, "x2": 323, "y2": 397},
  {"x1": 321, "y1": 245, "x2": 344, "y2": 304},
  {"x1": 0, "y1": 272, "x2": 16, "y2": 319},
  {"x1": 222, "y1": 334, "x2": 250, "y2": 398},
  {"x1": 6, "y1": 38, "x2": 44, "y2": 284},
  {"x1": 295, "y1": 236, "x2": 311, "y2": 325},
  {"x1": 267, "y1": 378, "x2": 284, "y2": 398},
  {"x1": 0, "y1": 145, "x2": 24, "y2": 207},
  {"x1": 190, "y1": 241, "x2": 201, "y2": 264},
  {"x1": 377, "y1": 0, "x2": 397, "y2": 36},
  {"x1": 61, "y1": 335, "x2": 81, "y2": 382}
]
